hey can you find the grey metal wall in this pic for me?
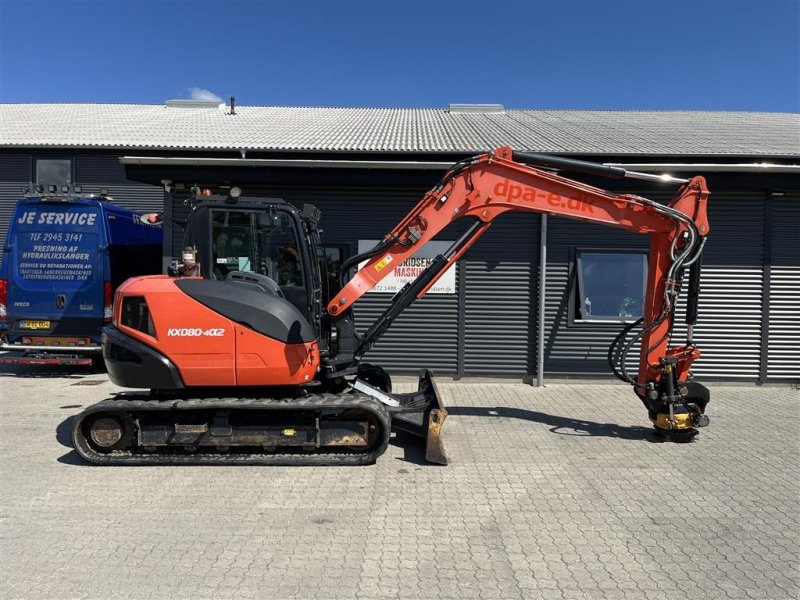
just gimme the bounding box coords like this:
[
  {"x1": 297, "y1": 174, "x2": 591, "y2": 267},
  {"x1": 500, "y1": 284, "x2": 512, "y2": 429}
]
[
  {"x1": 2, "y1": 149, "x2": 796, "y2": 380},
  {"x1": 0, "y1": 154, "x2": 33, "y2": 265},
  {"x1": 0, "y1": 152, "x2": 163, "y2": 267},
  {"x1": 767, "y1": 195, "x2": 800, "y2": 380},
  {"x1": 165, "y1": 173, "x2": 798, "y2": 382},
  {"x1": 463, "y1": 213, "x2": 539, "y2": 374},
  {"x1": 314, "y1": 190, "x2": 461, "y2": 372},
  {"x1": 74, "y1": 154, "x2": 164, "y2": 211},
  {"x1": 542, "y1": 193, "x2": 769, "y2": 380},
  {"x1": 672, "y1": 194, "x2": 765, "y2": 379}
]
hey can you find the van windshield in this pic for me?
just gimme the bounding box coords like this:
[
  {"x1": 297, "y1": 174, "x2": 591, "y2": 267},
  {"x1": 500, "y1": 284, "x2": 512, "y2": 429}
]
[{"x1": 12, "y1": 204, "x2": 101, "y2": 288}]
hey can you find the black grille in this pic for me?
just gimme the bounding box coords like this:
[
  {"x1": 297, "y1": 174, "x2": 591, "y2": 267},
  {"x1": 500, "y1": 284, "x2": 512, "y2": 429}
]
[
  {"x1": 108, "y1": 341, "x2": 142, "y2": 364},
  {"x1": 121, "y1": 296, "x2": 155, "y2": 337}
]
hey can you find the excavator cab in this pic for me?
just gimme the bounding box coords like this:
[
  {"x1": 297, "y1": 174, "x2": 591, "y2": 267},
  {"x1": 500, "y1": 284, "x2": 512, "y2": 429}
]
[{"x1": 183, "y1": 199, "x2": 321, "y2": 324}]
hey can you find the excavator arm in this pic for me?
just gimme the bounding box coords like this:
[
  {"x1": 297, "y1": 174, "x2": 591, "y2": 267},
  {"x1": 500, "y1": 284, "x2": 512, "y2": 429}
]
[{"x1": 328, "y1": 147, "x2": 711, "y2": 439}]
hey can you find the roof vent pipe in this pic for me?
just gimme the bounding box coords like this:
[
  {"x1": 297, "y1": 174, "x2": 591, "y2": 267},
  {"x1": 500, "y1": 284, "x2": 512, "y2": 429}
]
[{"x1": 230, "y1": 96, "x2": 236, "y2": 116}]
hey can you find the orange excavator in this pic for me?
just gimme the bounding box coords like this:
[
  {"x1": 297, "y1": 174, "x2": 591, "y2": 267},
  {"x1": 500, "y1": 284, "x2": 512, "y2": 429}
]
[{"x1": 71, "y1": 148, "x2": 710, "y2": 465}]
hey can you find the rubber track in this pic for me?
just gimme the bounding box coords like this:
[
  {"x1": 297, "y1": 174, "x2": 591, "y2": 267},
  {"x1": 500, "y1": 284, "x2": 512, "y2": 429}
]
[{"x1": 71, "y1": 392, "x2": 392, "y2": 466}]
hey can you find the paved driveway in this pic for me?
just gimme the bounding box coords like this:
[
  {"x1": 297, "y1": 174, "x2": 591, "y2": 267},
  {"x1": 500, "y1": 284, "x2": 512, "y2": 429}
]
[{"x1": 1, "y1": 366, "x2": 798, "y2": 599}]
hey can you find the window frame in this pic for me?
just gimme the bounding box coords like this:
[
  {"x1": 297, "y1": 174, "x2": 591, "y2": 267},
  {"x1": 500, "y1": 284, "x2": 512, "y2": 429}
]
[
  {"x1": 34, "y1": 157, "x2": 73, "y2": 186},
  {"x1": 208, "y1": 207, "x2": 305, "y2": 286},
  {"x1": 570, "y1": 247, "x2": 649, "y2": 325}
]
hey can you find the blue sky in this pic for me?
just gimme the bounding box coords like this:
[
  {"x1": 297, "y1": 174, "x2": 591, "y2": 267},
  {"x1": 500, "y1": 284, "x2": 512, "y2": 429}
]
[{"x1": 1, "y1": 0, "x2": 798, "y2": 111}]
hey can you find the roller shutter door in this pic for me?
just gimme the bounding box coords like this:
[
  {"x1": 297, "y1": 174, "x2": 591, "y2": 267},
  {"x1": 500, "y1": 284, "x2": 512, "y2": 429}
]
[
  {"x1": 194, "y1": 188, "x2": 460, "y2": 372},
  {"x1": 172, "y1": 187, "x2": 542, "y2": 374},
  {"x1": 767, "y1": 196, "x2": 800, "y2": 380},
  {"x1": 463, "y1": 213, "x2": 539, "y2": 374},
  {"x1": 670, "y1": 194, "x2": 765, "y2": 379}
]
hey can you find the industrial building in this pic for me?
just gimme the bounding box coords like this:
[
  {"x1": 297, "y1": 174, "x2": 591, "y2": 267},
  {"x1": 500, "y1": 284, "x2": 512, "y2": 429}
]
[{"x1": 1, "y1": 101, "x2": 797, "y2": 382}]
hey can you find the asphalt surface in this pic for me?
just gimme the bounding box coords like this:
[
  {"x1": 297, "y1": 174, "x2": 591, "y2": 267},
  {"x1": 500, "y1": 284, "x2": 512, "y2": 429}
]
[{"x1": 0, "y1": 364, "x2": 798, "y2": 600}]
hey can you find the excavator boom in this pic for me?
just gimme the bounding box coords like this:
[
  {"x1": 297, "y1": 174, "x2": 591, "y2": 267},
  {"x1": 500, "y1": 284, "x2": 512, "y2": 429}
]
[{"x1": 329, "y1": 147, "x2": 711, "y2": 437}]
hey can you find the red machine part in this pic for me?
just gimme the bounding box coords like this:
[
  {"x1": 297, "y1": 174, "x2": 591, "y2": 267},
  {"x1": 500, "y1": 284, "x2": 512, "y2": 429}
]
[
  {"x1": 114, "y1": 276, "x2": 319, "y2": 387},
  {"x1": 0, "y1": 354, "x2": 93, "y2": 366}
]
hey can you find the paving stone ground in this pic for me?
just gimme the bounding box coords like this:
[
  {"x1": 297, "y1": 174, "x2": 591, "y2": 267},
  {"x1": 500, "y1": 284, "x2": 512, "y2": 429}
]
[{"x1": 0, "y1": 364, "x2": 798, "y2": 600}]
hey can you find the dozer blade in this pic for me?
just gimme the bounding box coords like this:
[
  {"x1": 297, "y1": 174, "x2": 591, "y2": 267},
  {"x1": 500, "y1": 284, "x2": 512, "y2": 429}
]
[{"x1": 389, "y1": 369, "x2": 448, "y2": 465}]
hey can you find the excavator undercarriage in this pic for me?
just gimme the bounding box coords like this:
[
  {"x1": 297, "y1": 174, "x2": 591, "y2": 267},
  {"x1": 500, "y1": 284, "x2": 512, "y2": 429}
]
[{"x1": 72, "y1": 371, "x2": 446, "y2": 466}]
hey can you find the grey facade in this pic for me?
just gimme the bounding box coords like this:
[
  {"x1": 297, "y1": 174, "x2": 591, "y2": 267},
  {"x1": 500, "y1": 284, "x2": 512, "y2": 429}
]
[
  {"x1": 0, "y1": 151, "x2": 163, "y2": 244},
  {"x1": 1, "y1": 104, "x2": 798, "y2": 382}
]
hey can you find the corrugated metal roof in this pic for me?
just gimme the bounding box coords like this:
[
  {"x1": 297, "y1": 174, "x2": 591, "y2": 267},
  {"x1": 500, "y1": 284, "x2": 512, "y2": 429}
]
[{"x1": 0, "y1": 103, "x2": 798, "y2": 156}]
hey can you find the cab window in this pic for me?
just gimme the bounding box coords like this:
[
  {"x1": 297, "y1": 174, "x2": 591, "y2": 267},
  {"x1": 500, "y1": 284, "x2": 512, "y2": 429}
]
[{"x1": 210, "y1": 209, "x2": 303, "y2": 287}]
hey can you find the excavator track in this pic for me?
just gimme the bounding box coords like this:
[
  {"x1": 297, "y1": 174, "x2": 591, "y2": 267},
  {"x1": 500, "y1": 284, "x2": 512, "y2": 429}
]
[{"x1": 71, "y1": 391, "x2": 391, "y2": 466}]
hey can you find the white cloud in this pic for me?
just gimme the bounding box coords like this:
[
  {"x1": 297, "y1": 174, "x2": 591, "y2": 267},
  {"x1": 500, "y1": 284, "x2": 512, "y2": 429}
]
[{"x1": 188, "y1": 87, "x2": 223, "y2": 102}]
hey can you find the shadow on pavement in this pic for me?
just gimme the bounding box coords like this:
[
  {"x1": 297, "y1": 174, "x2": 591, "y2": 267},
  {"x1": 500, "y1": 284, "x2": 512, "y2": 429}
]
[
  {"x1": 57, "y1": 451, "x2": 86, "y2": 466},
  {"x1": 56, "y1": 414, "x2": 87, "y2": 465},
  {"x1": 56, "y1": 415, "x2": 76, "y2": 449},
  {"x1": 446, "y1": 406, "x2": 661, "y2": 442},
  {"x1": 0, "y1": 362, "x2": 105, "y2": 379},
  {"x1": 391, "y1": 431, "x2": 431, "y2": 465},
  {"x1": 53, "y1": 405, "x2": 657, "y2": 469}
]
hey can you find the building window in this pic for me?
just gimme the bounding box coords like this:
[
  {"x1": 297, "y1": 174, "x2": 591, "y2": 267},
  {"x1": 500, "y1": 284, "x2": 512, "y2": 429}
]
[
  {"x1": 575, "y1": 250, "x2": 647, "y2": 321},
  {"x1": 36, "y1": 159, "x2": 72, "y2": 185}
]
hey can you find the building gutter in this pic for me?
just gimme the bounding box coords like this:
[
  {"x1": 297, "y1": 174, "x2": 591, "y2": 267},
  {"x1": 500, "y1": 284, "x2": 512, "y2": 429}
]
[
  {"x1": 120, "y1": 155, "x2": 800, "y2": 174},
  {"x1": 119, "y1": 156, "x2": 453, "y2": 170}
]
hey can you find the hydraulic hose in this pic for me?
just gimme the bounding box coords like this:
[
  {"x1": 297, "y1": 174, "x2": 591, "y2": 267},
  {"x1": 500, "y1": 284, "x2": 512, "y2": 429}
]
[
  {"x1": 512, "y1": 151, "x2": 628, "y2": 179},
  {"x1": 608, "y1": 317, "x2": 644, "y2": 383},
  {"x1": 337, "y1": 236, "x2": 397, "y2": 289}
]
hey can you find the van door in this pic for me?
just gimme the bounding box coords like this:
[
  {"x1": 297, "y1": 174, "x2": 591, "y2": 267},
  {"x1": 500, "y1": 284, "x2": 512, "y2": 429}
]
[{"x1": 7, "y1": 202, "x2": 106, "y2": 343}]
